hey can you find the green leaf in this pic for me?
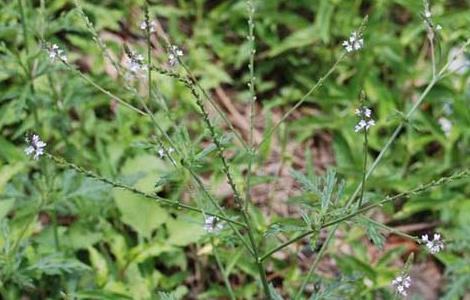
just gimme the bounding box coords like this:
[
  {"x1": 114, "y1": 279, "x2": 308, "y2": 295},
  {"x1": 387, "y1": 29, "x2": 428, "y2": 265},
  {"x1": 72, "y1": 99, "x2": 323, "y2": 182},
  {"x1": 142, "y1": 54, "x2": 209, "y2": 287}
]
[
  {"x1": 0, "y1": 163, "x2": 24, "y2": 193},
  {"x1": 121, "y1": 154, "x2": 168, "y2": 192},
  {"x1": 0, "y1": 198, "x2": 15, "y2": 220},
  {"x1": 88, "y1": 246, "x2": 109, "y2": 286},
  {"x1": 64, "y1": 224, "x2": 102, "y2": 250},
  {"x1": 166, "y1": 216, "x2": 204, "y2": 246},
  {"x1": 114, "y1": 190, "x2": 169, "y2": 239},
  {"x1": 269, "y1": 284, "x2": 284, "y2": 300},
  {"x1": 268, "y1": 26, "x2": 319, "y2": 57},
  {"x1": 26, "y1": 254, "x2": 90, "y2": 276},
  {"x1": 358, "y1": 217, "x2": 385, "y2": 250},
  {"x1": 0, "y1": 138, "x2": 24, "y2": 162},
  {"x1": 290, "y1": 169, "x2": 320, "y2": 194},
  {"x1": 128, "y1": 241, "x2": 174, "y2": 264},
  {"x1": 321, "y1": 169, "x2": 337, "y2": 214},
  {"x1": 313, "y1": 0, "x2": 335, "y2": 43}
]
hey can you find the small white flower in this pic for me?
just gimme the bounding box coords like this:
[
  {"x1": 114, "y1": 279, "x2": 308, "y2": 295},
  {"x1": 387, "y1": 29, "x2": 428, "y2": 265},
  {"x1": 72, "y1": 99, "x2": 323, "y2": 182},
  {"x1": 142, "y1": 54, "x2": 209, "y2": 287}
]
[
  {"x1": 438, "y1": 117, "x2": 452, "y2": 137},
  {"x1": 168, "y1": 45, "x2": 184, "y2": 67},
  {"x1": 126, "y1": 51, "x2": 147, "y2": 75},
  {"x1": 48, "y1": 44, "x2": 67, "y2": 63},
  {"x1": 354, "y1": 106, "x2": 375, "y2": 132},
  {"x1": 448, "y1": 47, "x2": 470, "y2": 75},
  {"x1": 355, "y1": 107, "x2": 371, "y2": 118},
  {"x1": 392, "y1": 275, "x2": 412, "y2": 297},
  {"x1": 424, "y1": 10, "x2": 432, "y2": 18},
  {"x1": 436, "y1": 24, "x2": 442, "y2": 31},
  {"x1": 140, "y1": 20, "x2": 156, "y2": 33},
  {"x1": 342, "y1": 31, "x2": 364, "y2": 52},
  {"x1": 24, "y1": 134, "x2": 47, "y2": 160},
  {"x1": 421, "y1": 233, "x2": 444, "y2": 254},
  {"x1": 157, "y1": 147, "x2": 174, "y2": 159},
  {"x1": 203, "y1": 216, "x2": 224, "y2": 233}
]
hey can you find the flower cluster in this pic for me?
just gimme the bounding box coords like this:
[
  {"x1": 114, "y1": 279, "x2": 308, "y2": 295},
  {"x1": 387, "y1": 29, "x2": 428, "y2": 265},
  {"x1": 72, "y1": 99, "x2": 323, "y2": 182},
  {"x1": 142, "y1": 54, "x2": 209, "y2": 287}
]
[
  {"x1": 354, "y1": 106, "x2": 375, "y2": 132},
  {"x1": 342, "y1": 31, "x2": 364, "y2": 52},
  {"x1": 125, "y1": 51, "x2": 147, "y2": 75},
  {"x1": 158, "y1": 147, "x2": 175, "y2": 158},
  {"x1": 140, "y1": 20, "x2": 156, "y2": 33},
  {"x1": 203, "y1": 216, "x2": 223, "y2": 233},
  {"x1": 168, "y1": 45, "x2": 184, "y2": 67},
  {"x1": 24, "y1": 134, "x2": 46, "y2": 160},
  {"x1": 392, "y1": 274, "x2": 412, "y2": 297},
  {"x1": 47, "y1": 44, "x2": 67, "y2": 63},
  {"x1": 421, "y1": 233, "x2": 444, "y2": 254}
]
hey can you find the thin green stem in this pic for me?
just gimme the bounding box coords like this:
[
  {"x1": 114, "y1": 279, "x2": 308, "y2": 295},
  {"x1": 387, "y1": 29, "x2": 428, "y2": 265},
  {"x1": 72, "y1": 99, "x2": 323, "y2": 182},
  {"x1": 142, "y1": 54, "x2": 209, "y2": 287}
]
[
  {"x1": 260, "y1": 169, "x2": 470, "y2": 261},
  {"x1": 67, "y1": 64, "x2": 147, "y2": 116},
  {"x1": 193, "y1": 88, "x2": 271, "y2": 295},
  {"x1": 18, "y1": 0, "x2": 40, "y2": 126},
  {"x1": 244, "y1": 0, "x2": 257, "y2": 212},
  {"x1": 181, "y1": 63, "x2": 249, "y2": 150},
  {"x1": 293, "y1": 229, "x2": 334, "y2": 300},
  {"x1": 181, "y1": 26, "x2": 270, "y2": 299},
  {"x1": 140, "y1": 12, "x2": 253, "y2": 254},
  {"x1": 365, "y1": 217, "x2": 418, "y2": 242},
  {"x1": 256, "y1": 53, "x2": 346, "y2": 151},
  {"x1": 59, "y1": 26, "x2": 252, "y2": 253},
  {"x1": 47, "y1": 154, "x2": 246, "y2": 228},
  {"x1": 152, "y1": 18, "x2": 248, "y2": 150},
  {"x1": 185, "y1": 167, "x2": 254, "y2": 256},
  {"x1": 430, "y1": 37, "x2": 436, "y2": 79},
  {"x1": 17, "y1": 0, "x2": 29, "y2": 53},
  {"x1": 358, "y1": 129, "x2": 368, "y2": 207},
  {"x1": 212, "y1": 238, "x2": 236, "y2": 300},
  {"x1": 73, "y1": 0, "x2": 121, "y2": 75}
]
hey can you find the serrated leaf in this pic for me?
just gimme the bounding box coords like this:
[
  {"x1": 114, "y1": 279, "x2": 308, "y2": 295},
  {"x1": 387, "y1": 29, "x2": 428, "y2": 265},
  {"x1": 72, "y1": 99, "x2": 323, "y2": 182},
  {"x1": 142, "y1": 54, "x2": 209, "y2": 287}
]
[
  {"x1": 26, "y1": 254, "x2": 90, "y2": 276},
  {"x1": 290, "y1": 169, "x2": 320, "y2": 194},
  {"x1": 358, "y1": 217, "x2": 385, "y2": 250}
]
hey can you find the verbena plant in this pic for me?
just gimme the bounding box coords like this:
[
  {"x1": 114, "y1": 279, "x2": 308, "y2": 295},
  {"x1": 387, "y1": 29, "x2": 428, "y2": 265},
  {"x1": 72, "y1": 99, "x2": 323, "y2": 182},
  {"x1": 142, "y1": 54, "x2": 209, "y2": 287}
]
[{"x1": 1, "y1": 0, "x2": 470, "y2": 299}]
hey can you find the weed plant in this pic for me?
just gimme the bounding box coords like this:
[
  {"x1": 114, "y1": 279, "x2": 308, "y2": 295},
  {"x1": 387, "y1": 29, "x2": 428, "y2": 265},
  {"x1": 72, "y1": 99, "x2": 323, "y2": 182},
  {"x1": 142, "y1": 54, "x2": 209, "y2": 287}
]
[{"x1": 1, "y1": 0, "x2": 470, "y2": 299}]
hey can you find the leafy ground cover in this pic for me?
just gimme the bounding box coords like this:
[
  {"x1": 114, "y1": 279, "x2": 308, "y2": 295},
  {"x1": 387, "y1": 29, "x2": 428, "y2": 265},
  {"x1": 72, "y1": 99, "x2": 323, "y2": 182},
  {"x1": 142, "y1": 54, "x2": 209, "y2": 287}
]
[{"x1": 0, "y1": 0, "x2": 470, "y2": 299}]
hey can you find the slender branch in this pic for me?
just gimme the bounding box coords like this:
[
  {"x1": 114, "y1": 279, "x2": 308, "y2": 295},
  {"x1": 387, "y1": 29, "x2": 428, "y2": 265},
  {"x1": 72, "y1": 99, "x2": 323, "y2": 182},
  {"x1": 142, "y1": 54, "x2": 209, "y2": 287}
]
[
  {"x1": 152, "y1": 19, "x2": 249, "y2": 150},
  {"x1": 255, "y1": 52, "x2": 346, "y2": 151},
  {"x1": 66, "y1": 63, "x2": 147, "y2": 116},
  {"x1": 57, "y1": 14, "x2": 253, "y2": 253},
  {"x1": 17, "y1": 0, "x2": 30, "y2": 53},
  {"x1": 364, "y1": 217, "x2": 418, "y2": 242},
  {"x1": 260, "y1": 169, "x2": 470, "y2": 261},
  {"x1": 189, "y1": 59, "x2": 271, "y2": 298},
  {"x1": 47, "y1": 154, "x2": 247, "y2": 228},
  {"x1": 18, "y1": 0, "x2": 40, "y2": 126},
  {"x1": 162, "y1": 3, "x2": 271, "y2": 296},
  {"x1": 293, "y1": 228, "x2": 334, "y2": 300},
  {"x1": 244, "y1": 0, "x2": 257, "y2": 212},
  {"x1": 73, "y1": 0, "x2": 121, "y2": 75},
  {"x1": 145, "y1": 55, "x2": 254, "y2": 254},
  {"x1": 358, "y1": 129, "x2": 368, "y2": 207},
  {"x1": 212, "y1": 238, "x2": 236, "y2": 300}
]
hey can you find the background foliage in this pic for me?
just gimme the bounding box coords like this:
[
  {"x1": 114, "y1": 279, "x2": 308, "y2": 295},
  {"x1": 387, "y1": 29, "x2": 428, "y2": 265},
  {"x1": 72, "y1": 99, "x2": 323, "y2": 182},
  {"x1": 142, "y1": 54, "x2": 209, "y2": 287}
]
[{"x1": 0, "y1": 0, "x2": 469, "y2": 299}]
